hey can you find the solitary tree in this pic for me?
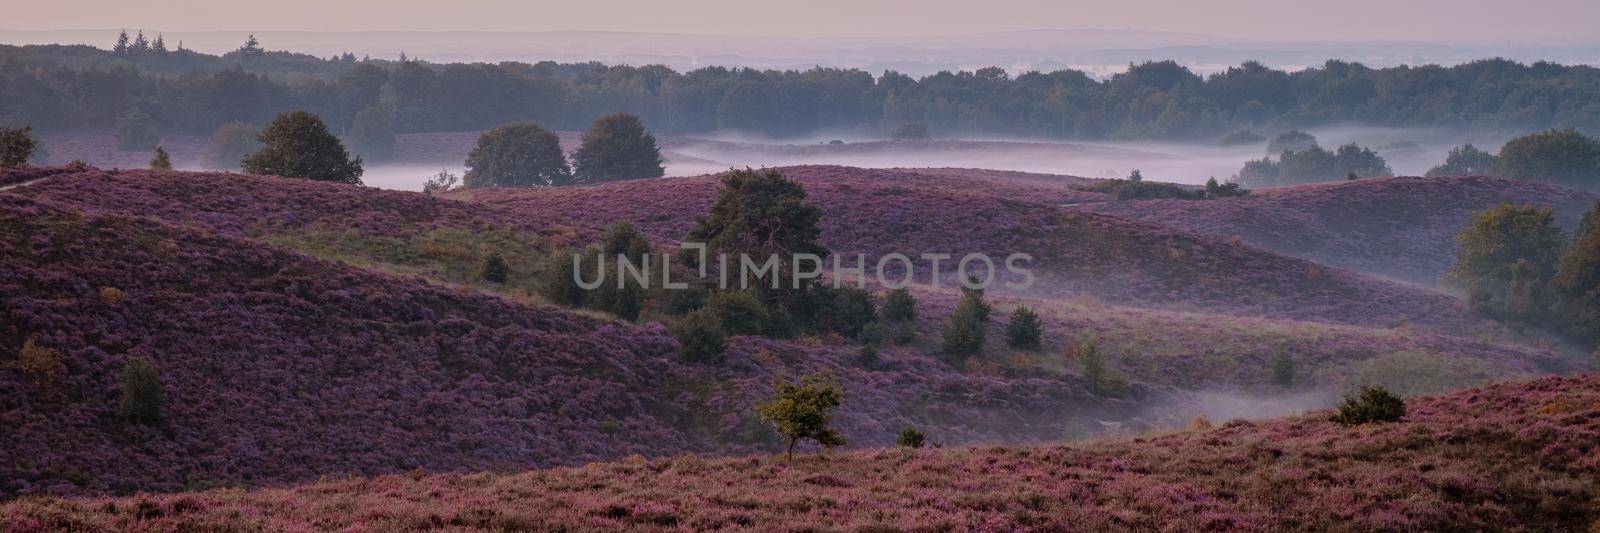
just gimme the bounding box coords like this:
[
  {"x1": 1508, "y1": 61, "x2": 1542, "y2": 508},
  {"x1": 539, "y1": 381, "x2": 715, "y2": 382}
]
[
  {"x1": 480, "y1": 252, "x2": 509, "y2": 283},
  {"x1": 149, "y1": 146, "x2": 172, "y2": 170},
  {"x1": 242, "y1": 111, "x2": 364, "y2": 184},
  {"x1": 684, "y1": 168, "x2": 828, "y2": 311},
  {"x1": 1497, "y1": 129, "x2": 1600, "y2": 190},
  {"x1": 204, "y1": 122, "x2": 260, "y2": 171},
  {"x1": 1330, "y1": 385, "x2": 1405, "y2": 426},
  {"x1": 0, "y1": 126, "x2": 37, "y2": 167},
  {"x1": 463, "y1": 123, "x2": 571, "y2": 187},
  {"x1": 1426, "y1": 144, "x2": 1500, "y2": 177},
  {"x1": 1444, "y1": 204, "x2": 1565, "y2": 321},
  {"x1": 572, "y1": 112, "x2": 665, "y2": 183},
  {"x1": 1005, "y1": 306, "x2": 1043, "y2": 349},
  {"x1": 757, "y1": 373, "x2": 846, "y2": 461},
  {"x1": 116, "y1": 108, "x2": 160, "y2": 150},
  {"x1": 1553, "y1": 201, "x2": 1600, "y2": 343},
  {"x1": 117, "y1": 356, "x2": 163, "y2": 424},
  {"x1": 941, "y1": 287, "x2": 990, "y2": 363},
  {"x1": 895, "y1": 426, "x2": 926, "y2": 448}
]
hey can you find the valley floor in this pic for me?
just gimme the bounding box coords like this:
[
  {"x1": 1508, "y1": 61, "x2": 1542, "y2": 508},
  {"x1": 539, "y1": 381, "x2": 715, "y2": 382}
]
[{"x1": 6, "y1": 373, "x2": 1597, "y2": 531}]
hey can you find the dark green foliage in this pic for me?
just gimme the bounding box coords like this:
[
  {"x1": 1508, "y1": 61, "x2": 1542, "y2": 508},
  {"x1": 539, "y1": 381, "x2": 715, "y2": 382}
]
[
  {"x1": 1077, "y1": 178, "x2": 1200, "y2": 200},
  {"x1": 1496, "y1": 129, "x2": 1600, "y2": 189},
  {"x1": 149, "y1": 146, "x2": 172, "y2": 170},
  {"x1": 1077, "y1": 337, "x2": 1123, "y2": 395},
  {"x1": 590, "y1": 221, "x2": 652, "y2": 321},
  {"x1": 242, "y1": 111, "x2": 364, "y2": 184},
  {"x1": 117, "y1": 356, "x2": 163, "y2": 424},
  {"x1": 538, "y1": 246, "x2": 589, "y2": 307},
  {"x1": 1219, "y1": 130, "x2": 1265, "y2": 146},
  {"x1": 706, "y1": 290, "x2": 769, "y2": 336},
  {"x1": 684, "y1": 168, "x2": 827, "y2": 315},
  {"x1": 1444, "y1": 204, "x2": 1565, "y2": 322},
  {"x1": 858, "y1": 343, "x2": 880, "y2": 369},
  {"x1": 941, "y1": 287, "x2": 990, "y2": 363},
  {"x1": 890, "y1": 122, "x2": 930, "y2": 140},
  {"x1": 664, "y1": 279, "x2": 708, "y2": 316},
  {"x1": 1270, "y1": 346, "x2": 1296, "y2": 387},
  {"x1": 896, "y1": 426, "x2": 926, "y2": 448},
  {"x1": 1005, "y1": 306, "x2": 1043, "y2": 349},
  {"x1": 889, "y1": 321, "x2": 917, "y2": 345},
  {"x1": 1204, "y1": 177, "x2": 1249, "y2": 198},
  {"x1": 1237, "y1": 143, "x2": 1392, "y2": 187},
  {"x1": 1330, "y1": 385, "x2": 1406, "y2": 426},
  {"x1": 480, "y1": 252, "x2": 508, "y2": 283},
  {"x1": 1553, "y1": 201, "x2": 1600, "y2": 343},
  {"x1": 0, "y1": 126, "x2": 37, "y2": 167},
  {"x1": 572, "y1": 112, "x2": 664, "y2": 183},
  {"x1": 1266, "y1": 130, "x2": 1318, "y2": 154},
  {"x1": 1426, "y1": 144, "x2": 1500, "y2": 177},
  {"x1": 116, "y1": 108, "x2": 160, "y2": 150},
  {"x1": 757, "y1": 373, "x2": 845, "y2": 460},
  {"x1": 671, "y1": 308, "x2": 726, "y2": 364},
  {"x1": 463, "y1": 123, "x2": 571, "y2": 188},
  {"x1": 826, "y1": 288, "x2": 878, "y2": 339},
  {"x1": 204, "y1": 122, "x2": 260, "y2": 171},
  {"x1": 348, "y1": 104, "x2": 395, "y2": 161},
  {"x1": 881, "y1": 288, "x2": 917, "y2": 323}
]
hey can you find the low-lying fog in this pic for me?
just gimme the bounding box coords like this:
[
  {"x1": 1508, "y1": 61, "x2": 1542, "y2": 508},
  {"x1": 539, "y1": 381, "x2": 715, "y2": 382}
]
[{"x1": 355, "y1": 125, "x2": 1506, "y2": 191}]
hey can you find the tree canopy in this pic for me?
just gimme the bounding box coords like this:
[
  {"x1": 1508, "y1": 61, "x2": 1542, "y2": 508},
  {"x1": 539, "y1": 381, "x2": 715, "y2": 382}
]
[
  {"x1": 572, "y1": 112, "x2": 665, "y2": 183},
  {"x1": 463, "y1": 123, "x2": 571, "y2": 188},
  {"x1": 1496, "y1": 129, "x2": 1600, "y2": 190},
  {"x1": 241, "y1": 111, "x2": 364, "y2": 184}
]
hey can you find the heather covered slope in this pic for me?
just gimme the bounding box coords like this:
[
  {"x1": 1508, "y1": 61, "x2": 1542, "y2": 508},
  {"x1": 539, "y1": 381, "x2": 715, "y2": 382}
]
[
  {"x1": 451, "y1": 165, "x2": 1491, "y2": 333},
  {"x1": 1085, "y1": 176, "x2": 1600, "y2": 284},
  {"x1": 9, "y1": 374, "x2": 1597, "y2": 531},
  {"x1": 0, "y1": 193, "x2": 1145, "y2": 498}
]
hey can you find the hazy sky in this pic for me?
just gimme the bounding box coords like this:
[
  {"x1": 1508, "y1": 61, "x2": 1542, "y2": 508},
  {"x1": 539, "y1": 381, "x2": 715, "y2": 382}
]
[{"x1": 6, "y1": 0, "x2": 1599, "y2": 43}]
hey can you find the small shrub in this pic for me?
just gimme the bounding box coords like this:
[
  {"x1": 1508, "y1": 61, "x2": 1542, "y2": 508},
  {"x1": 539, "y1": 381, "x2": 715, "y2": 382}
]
[
  {"x1": 421, "y1": 169, "x2": 459, "y2": 195},
  {"x1": 941, "y1": 287, "x2": 990, "y2": 363},
  {"x1": 1330, "y1": 385, "x2": 1406, "y2": 426},
  {"x1": 672, "y1": 308, "x2": 726, "y2": 364},
  {"x1": 480, "y1": 252, "x2": 509, "y2": 283},
  {"x1": 757, "y1": 373, "x2": 845, "y2": 460},
  {"x1": 539, "y1": 246, "x2": 589, "y2": 307},
  {"x1": 1076, "y1": 337, "x2": 1123, "y2": 395},
  {"x1": 149, "y1": 146, "x2": 172, "y2": 170},
  {"x1": 881, "y1": 288, "x2": 917, "y2": 322},
  {"x1": 17, "y1": 335, "x2": 66, "y2": 388},
  {"x1": 100, "y1": 287, "x2": 127, "y2": 304},
  {"x1": 1005, "y1": 306, "x2": 1043, "y2": 349},
  {"x1": 706, "y1": 290, "x2": 768, "y2": 336},
  {"x1": 117, "y1": 356, "x2": 163, "y2": 424},
  {"x1": 896, "y1": 426, "x2": 926, "y2": 448},
  {"x1": 1269, "y1": 346, "x2": 1296, "y2": 387},
  {"x1": 858, "y1": 343, "x2": 880, "y2": 369},
  {"x1": 826, "y1": 287, "x2": 878, "y2": 339}
]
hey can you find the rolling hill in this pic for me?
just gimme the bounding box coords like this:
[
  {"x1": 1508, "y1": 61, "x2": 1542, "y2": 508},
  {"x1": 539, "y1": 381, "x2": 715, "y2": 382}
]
[{"x1": 6, "y1": 373, "x2": 1596, "y2": 530}]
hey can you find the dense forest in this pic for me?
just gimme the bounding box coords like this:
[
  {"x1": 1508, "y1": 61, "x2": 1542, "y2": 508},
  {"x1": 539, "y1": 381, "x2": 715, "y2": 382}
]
[{"x1": 3, "y1": 35, "x2": 1600, "y2": 140}]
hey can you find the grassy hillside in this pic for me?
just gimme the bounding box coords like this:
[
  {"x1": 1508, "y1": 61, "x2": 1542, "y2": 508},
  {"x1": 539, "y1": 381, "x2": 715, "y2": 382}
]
[
  {"x1": 7, "y1": 373, "x2": 1596, "y2": 530},
  {"x1": 1085, "y1": 175, "x2": 1599, "y2": 284}
]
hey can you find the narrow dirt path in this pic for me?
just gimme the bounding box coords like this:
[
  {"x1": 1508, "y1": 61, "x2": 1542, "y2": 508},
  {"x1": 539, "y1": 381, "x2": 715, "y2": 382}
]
[{"x1": 0, "y1": 177, "x2": 51, "y2": 192}]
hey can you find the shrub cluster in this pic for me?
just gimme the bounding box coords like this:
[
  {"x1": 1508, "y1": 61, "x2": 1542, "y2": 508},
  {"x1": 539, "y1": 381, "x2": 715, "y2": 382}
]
[{"x1": 1330, "y1": 385, "x2": 1406, "y2": 426}]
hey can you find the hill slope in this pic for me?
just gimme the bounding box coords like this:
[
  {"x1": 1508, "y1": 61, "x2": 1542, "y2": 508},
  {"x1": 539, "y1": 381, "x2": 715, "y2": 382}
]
[
  {"x1": 1084, "y1": 175, "x2": 1599, "y2": 284},
  {"x1": 7, "y1": 373, "x2": 1596, "y2": 530}
]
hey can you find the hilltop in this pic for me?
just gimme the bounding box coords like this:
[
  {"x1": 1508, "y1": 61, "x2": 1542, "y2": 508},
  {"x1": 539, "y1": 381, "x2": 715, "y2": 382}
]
[{"x1": 6, "y1": 373, "x2": 1596, "y2": 530}]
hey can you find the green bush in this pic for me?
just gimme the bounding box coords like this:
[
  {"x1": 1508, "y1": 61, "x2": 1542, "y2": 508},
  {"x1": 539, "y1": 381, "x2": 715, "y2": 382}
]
[
  {"x1": 889, "y1": 321, "x2": 916, "y2": 345},
  {"x1": 539, "y1": 246, "x2": 589, "y2": 307},
  {"x1": 941, "y1": 287, "x2": 990, "y2": 363},
  {"x1": 148, "y1": 146, "x2": 172, "y2": 170},
  {"x1": 17, "y1": 334, "x2": 65, "y2": 388},
  {"x1": 671, "y1": 308, "x2": 726, "y2": 364},
  {"x1": 242, "y1": 111, "x2": 363, "y2": 184},
  {"x1": 826, "y1": 287, "x2": 878, "y2": 339},
  {"x1": 1005, "y1": 306, "x2": 1043, "y2": 349},
  {"x1": 706, "y1": 290, "x2": 769, "y2": 336},
  {"x1": 480, "y1": 252, "x2": 509, "y2": 283},
  {"x1": 1330, "y1": 385, "x2": 1406, "y2": 426},
  {"x1": 881, "y1": 288, "x2": 917, "y2": 323},
  {"x1": 895, "y1": 426, "x2": 926, "y2": 448},
  {"x1": 757, "y1": 373, "x2": 845, "y2": 460},
  {"x1": 590, "y1": 221, "x2": 652, "y2": 321},
  {"x1": 463, "y1": 122, "x2": 571, "y2": 188},
  {"x1": 117, "y1": 356, "x2": 163, "y2": 424}
]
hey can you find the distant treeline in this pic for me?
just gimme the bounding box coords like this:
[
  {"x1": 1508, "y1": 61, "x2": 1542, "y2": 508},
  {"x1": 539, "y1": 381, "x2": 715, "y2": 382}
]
[{"x1": 3, "y1": 38, "x2": 1600, "y2": 140}]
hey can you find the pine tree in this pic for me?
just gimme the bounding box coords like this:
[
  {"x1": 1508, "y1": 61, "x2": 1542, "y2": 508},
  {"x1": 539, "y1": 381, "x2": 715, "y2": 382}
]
[
  {"x1": 941, "y1": 288, "x2": 989, "y2": 363},
  {"x1": 1005, "y1": 305, "x2": 1043, "y2": 349},
  {"x1": 152, "y1": 34, "x2": 167, "y2": 55},
  {"x1": 131, "y1": 31, "x2": 150, "y2": 54},
  {"x1": 113, "y1": 30, "x2": 130, "y2": 55},
  {"x1": 149, "y1": 146, "x2": 172, "y2": 170},
  {"x1": 240, "y1": 34, "x2": 264, "y2": 55}
]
